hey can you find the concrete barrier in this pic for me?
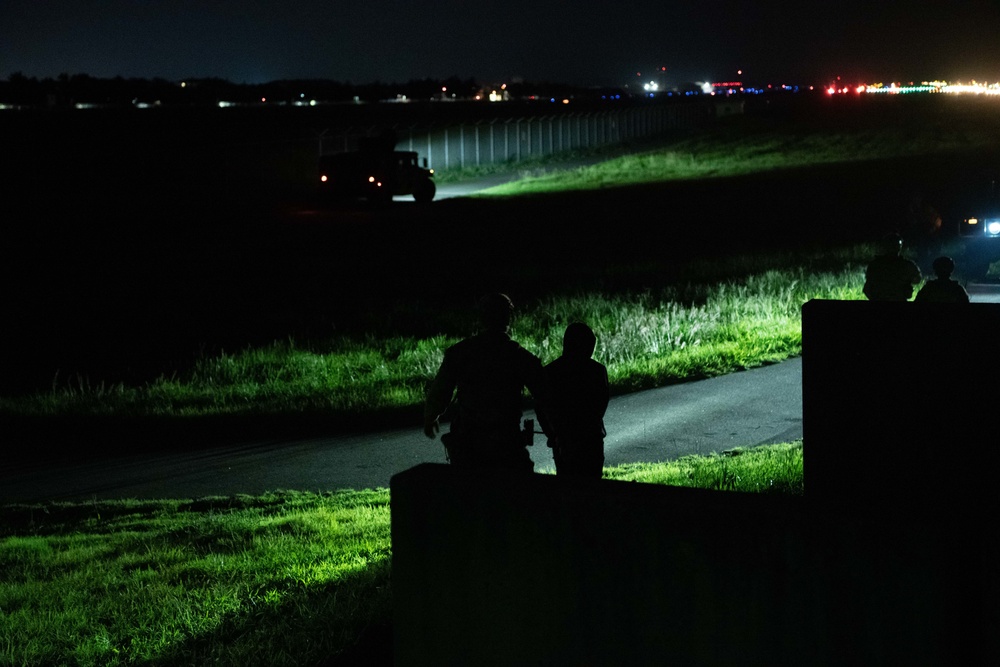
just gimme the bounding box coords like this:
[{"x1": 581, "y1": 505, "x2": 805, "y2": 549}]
[
  {"x1": 391, "y1": 300, "x2": 999, "y2": 665},
  {"x1": 801, "y1": 299, "x2": 1000, "y2": 514},
  {"x1": 391, "y1": 464, "x2": 986, "y2": 666}
]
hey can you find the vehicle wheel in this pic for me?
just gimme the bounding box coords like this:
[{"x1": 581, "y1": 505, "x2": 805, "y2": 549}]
[{"x1": 413, "y1": 179, "x2": 436, "y2": 203}]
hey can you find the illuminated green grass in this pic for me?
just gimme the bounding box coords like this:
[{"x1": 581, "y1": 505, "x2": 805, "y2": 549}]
[
  {"x1": 0, "y1": 441, "x2": 802, "y2": 667},
  {"x1": 478, "y1": 114, "x2": 1000, "y2": 196},
  {"x1": 0, "y1": 256, "x2": 868, "y2": 418}
]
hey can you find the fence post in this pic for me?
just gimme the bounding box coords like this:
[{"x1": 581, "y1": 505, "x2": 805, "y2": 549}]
[
  {"x1": 504, "y1": 119, "x2": 511, "y2": 162},
  {"x1": 475, "y1": 122, "x2": 481, "y2": 166},
  {"x1": 515, "y1": 118, "x2": 521, "y2": 162}
]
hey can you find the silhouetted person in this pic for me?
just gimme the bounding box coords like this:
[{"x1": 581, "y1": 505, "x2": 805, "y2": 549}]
[
  {"x1": 915, "y1": 256, "x2": 970, "y2": 303},
  {"x1": 423, "y1": 293, "x2": 550, "y2": 472},
  {"x1": 540, "y1": 322, "x2": 609, "y2": 478},
  {"x1": 863, "y1": 234, "x2": 921, "y2": 301}
]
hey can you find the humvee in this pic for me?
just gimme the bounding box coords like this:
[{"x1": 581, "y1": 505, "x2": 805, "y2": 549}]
[{"x1": 318, "y1": 136, "x2": 435, "y2": 204}]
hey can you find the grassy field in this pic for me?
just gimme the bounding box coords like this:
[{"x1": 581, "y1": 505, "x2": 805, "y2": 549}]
[
  {"x1": 478, "y1": 103, "x2": 1000, "y2": 196},
  {"x1": 0, "y1": 441, "x2": 803, "y2": 667},
  {"x1": 0, "y1": 255, "x2": 868, "y2": 420}
]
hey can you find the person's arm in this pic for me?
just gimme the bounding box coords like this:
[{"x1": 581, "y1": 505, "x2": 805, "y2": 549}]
[
  {"x1": 597, "y1": 365, "x2": 610, "y2": 419},
  {"x1": 423, "y1": 353, "x2": 456, "y2": 439},
  {"x1": 525, "y1": 354, "x2": 557, "y2": 439}
]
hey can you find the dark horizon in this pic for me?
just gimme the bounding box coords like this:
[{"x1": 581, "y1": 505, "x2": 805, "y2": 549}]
[{"x1": 5, "y1": 1, "x2": 1000, "y2": 90}]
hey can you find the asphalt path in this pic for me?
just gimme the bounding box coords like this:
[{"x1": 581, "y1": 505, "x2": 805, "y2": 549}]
[
  {"x1": 6, "y1": 282, "x2": 999, "y2": 504},
  {"x1": 1, "y1": 358, "x2": 803, "y2": 504}
]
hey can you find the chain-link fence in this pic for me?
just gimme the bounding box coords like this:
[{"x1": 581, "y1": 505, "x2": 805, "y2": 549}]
[{"x1": 319, "y1": 101, "x2": 721, "y2": 171}]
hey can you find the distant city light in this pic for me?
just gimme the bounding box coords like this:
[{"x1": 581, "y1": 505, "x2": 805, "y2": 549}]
[{"x1": 826, "y1": 80, "x2": 1000, "y2": 96}]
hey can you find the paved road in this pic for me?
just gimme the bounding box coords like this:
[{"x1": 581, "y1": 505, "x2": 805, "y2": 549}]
[
  {"x1": 1, "y1": 358, "x2": 803, "y2": 504},
  {"x1": 7, "y1": 284, "x2": 999, "y2": 504}
]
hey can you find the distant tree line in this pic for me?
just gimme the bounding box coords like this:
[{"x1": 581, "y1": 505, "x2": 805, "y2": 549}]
[{"x1": 0, "y1": 72, "x2": 627, "y2": 108}]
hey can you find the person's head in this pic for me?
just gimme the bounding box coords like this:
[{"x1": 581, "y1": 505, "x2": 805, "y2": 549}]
[
  {"x1": 932, "y1": 256, "x2": 955, "y2": 279},
  {"x1": 562, "y1": 322, "x2": 597, "y2": 359},
  {"x1": 477, "y1": 293, "x2": 514, "y2": 332}
]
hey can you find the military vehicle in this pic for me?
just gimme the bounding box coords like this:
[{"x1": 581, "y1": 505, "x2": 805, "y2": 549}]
[{"x1": 318, "y1": 135, "x2": 435, "y2": 204}]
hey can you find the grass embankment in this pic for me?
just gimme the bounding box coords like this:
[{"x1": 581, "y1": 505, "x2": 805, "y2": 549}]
[
  {"x1": 477, "y1": 104, "x2": 1000, "y2": 196},
  {"x1": 0, "y1": 260, "x2": 867, "y2": 419},
  {"x1": 0, "y1": 441, "x2": 803, "y2": 667}
]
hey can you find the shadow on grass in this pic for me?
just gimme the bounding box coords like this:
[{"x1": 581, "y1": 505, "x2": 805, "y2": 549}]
[{"x1": 133, "y1": 560, "x2": 393, "y2": 667}]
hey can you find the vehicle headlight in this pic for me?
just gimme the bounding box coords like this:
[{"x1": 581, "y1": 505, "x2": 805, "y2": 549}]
[{"x1": 986, "y1": 220, "x2": 1000, "y2": 237}]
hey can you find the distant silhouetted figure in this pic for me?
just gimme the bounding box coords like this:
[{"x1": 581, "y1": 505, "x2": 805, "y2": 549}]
[
  {"x1": 423, "y1": 293, "x2": 550, "y2": 472},
  {"x1": 915, "y1": 256, "x2": 970, "y2": 303},
  {"x1": 540, "y1": 322, "x2": 609, "y2": 478},
  {"x1": 863, "y1": 234, "x2": 922, "y2": 301}
]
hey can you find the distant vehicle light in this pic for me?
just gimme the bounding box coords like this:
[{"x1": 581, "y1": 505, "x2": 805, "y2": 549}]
[
  {"x1": 320, "y1": 175, "x2": 328, "y2": 182},
  {"x1": 967, "y1": 217, "x2": 980, "y2": 225},
  {"x1": 368, "y1": 176, "x2": 376, "y2": 183},
  {"x1": 987, "y1": 220, "x2": 1000, "y2": 236}
]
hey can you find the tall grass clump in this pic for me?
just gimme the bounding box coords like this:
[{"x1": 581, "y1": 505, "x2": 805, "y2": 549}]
[
  {"x1": 0, "y1": 257, "x2": 865, "y2": 418},
  {"x1": 514, "y1": 266, "x2": 864, "y2": 390}
]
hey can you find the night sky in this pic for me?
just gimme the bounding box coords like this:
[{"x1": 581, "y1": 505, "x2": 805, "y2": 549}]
[{"x1": 4, "y1": 1, "x2": 1000, "y2": 88}]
